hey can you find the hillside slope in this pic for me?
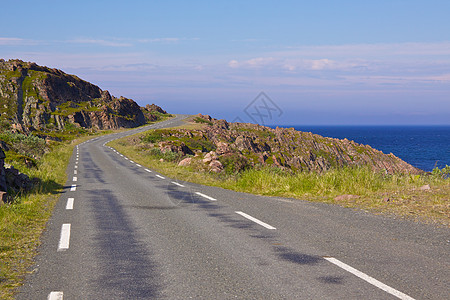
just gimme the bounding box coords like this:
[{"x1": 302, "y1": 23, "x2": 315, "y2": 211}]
[
  {"x1": 0, "y1": 59, "x2": 147, "y2": 133},
  {"x1": 142, "y1": 114, "x2": 422, "y2": 175}
]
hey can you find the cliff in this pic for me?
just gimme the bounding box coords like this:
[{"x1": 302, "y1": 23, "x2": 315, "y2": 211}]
[
  {"x1": 143, "y1": 114, "x2": 423, "y2": 175},
  {"x1": 0, "y1": 59, "x2": 148, "y2": 132}
]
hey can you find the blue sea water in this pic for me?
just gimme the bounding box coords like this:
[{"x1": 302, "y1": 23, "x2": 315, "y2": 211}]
[{"x1": 279, "y1": 126, "x2": 450, "y2": 172}]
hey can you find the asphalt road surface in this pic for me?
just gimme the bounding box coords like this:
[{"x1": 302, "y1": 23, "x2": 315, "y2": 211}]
[{"x1": 17, "y1": 115, "x2": 449, "y2": 299}]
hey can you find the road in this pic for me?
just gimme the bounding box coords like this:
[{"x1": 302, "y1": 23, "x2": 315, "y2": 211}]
[{"x1": 17, "y1": 115, "x2": 449, "y2": 299}]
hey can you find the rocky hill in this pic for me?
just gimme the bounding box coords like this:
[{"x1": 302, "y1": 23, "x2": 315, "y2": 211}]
[
  {"x1": 142, "y1": 114, "x2": 422, "y2": 175},
  {"x1": 0, "y1": 59, "x2": 167, "y2": 133}
]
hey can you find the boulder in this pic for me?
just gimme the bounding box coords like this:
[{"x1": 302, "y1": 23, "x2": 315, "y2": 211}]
[
  {"x1": 419, "y1": 184, "x2": 431, "y2": 191},
  {"x1": 0, "y1": 191, "x2": 6, "y2": 204},
  {"x1": 0, "y1": 141, "x2": 9, "y2": 152},
  {"x1": 178, "y1": 157, "x2": 192, "y2": 167},
  {"x1": 0, "y1": 149, "x2": 7, "y2": 193},
  {"x1": 5, "y1": 165, "x2": 33, "y2": 192},
  {"x1": 203, "y1": 151, "x2": 217, "y2": 164},
  {"x1": 209, "y1": 160, "x2": 223, "y2": 173},
  {"x1": 215, "y1": 142, "x2": 231, "y2": 155}
]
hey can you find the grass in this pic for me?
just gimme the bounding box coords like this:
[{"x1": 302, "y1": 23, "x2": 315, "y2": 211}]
[
  {"x1": 109, "y1": 129, "x2": 450, "y2": 226},
  {"x1": 0, "y1": 133, "x2": 105, "y2": 299}
]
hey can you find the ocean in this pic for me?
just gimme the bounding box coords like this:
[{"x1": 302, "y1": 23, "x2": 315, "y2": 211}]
[{"x1": 277, "y1": 126, "x2": 450, "y2": 172}]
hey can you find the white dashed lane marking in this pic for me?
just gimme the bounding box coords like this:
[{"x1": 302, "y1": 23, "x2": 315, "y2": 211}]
[
  {"x1": 195, "y1": 192, "x2": 217, "y2": 201},
  {"x1": 155, "y1": 175, "x2": 165, "y2": 179},
  {"x1": 70, "y1": 184, "x2": 76, "y2": 192},
  {"x1": 66, "y1": 198, "x2": 74, "y2": 210},
  {"x1": 48, "y1": 291, "x2": 63, "y2": 300},
  {"x1": 235, "y1": 211, "x2": 276, "y2": 230},
  {"x1": 171, "y1": 181, "x2": 185, "y2": 187},
  {"x1": 57, "y1": 224, "x2": 71, "y2": 251},
  {"x1": 323, "y1": 257, "x2": 415, "y2": 300}
]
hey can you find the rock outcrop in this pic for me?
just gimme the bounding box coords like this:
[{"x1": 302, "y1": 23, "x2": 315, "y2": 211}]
[
  {"x1": 141, "y1": 104, "x2": 168, "y2": 122},
  {"x1": 0, "y1": 59, "x2": 147, "y2": 132},
  {"x1": 144, "y1": 114, "x2": 423, "y2": 175},
  {"x1": 0, "y1": 149, "x2": 7, "y2": 195},
  {"x1": 0, "y1": 149, "x2": 33, "y2": 203}
]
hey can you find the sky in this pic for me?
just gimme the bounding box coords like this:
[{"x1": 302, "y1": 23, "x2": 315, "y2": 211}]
[{"x1": 1, "y1": 0, "x2": 449, "y2": 125}]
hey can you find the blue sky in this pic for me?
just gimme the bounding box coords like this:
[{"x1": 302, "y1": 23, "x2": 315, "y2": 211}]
[{"x1": 1, "y1": 0, "x2": 449, "y2": 125}]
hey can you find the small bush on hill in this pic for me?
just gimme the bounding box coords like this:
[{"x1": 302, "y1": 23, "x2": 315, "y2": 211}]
[
  {"x1": 148, "y1": 148, "x2": 182, "y2": 162},
  {"x1": 193, "y1": 117, "x2": 213, "y2": 125},
  {"x1": 141, "y1": 131, "x2": 165, "y2": 143},
  {"x1": 187, "y1": 139, "x2": 216, "y2": 152},
  {"x1": 219, "y1": 153, "x2": 251, "y2": 174},
  {"x1": 0, "y1": 132, "x2": 47, "y2": 159}
]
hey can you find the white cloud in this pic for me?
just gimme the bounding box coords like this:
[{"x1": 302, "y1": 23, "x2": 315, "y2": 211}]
[
  {"x1": 227, "y1": 57, "x2": 277, "y2": 69},
  {"x1": 138, "y1": 37, "x2": 179, "y2": 43},
  {"x1": 69, "y1": 38, "x2": 132, "y2": 47},
  {"x1": 309, "y1": 59, "x2": 333, "y2": 70},
  {"x1": 0, "y1": 37, "x2": 23, "y2": 45},
  {"x1": 430, "y1": 73, "x2": 450, "y2": 82},
  {"x1": 0, "y1": 37, "x2": 39, "y2": 46},
  {"x1": 137, "y1": 37, "x2": 199, "y2": 43},
  {"x1": 228, "y1": 60, "x2": 240, "y2": 68},
  {"x1": 276, "y1": 42, "x2": 450, "y2": 58}
]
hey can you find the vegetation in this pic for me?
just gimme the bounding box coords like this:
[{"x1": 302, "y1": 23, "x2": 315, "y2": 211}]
[
  {"x1": 219, "y1": 153, "x2": 251, "y2": 174},
  {"x1": 0, "y1": 128, "x2": 120, "y2": 298},
  {"x1": 109, "y1": 130, "x2": 450, "y2": 226},
  {"x1": 0, "y1": 138, "x2": 73, "y2": 299},
  {"x1": 0, "y1": 132, "x2": 47, "y2": 160},
  {"x1": 193, "y1": 116, "x2": 213, "y2": 125}
]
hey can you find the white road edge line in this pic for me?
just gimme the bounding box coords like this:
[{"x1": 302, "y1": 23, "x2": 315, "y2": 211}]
[
  {"x1": 323, "y1": 257, "x2": 415, "y2": 300},
  {"x1": 145, "y1": 169, "x2": 152, "y2": 173},
  {"x1": 57, "y1": 224, "x2": 71, "y2": 251},
  {"x1": 235, "y1": 211, "x2": 276, "y2": 229},
  {"x1": 66, "y1": 198, "x2": 74, "y2": 210},
  {"x1": 48, "y1": 291, "x2": 63, "y2": 300},
  {"x1": 136, "y1": 163, "x2": 142, "y2": 167},
  {"x1": 195, "y1": 192, "x2": 217, "y2": 201},
  {"x1": 156, "y1": 175, "x2": 165, "y2": 179},
  {"x1": 171, "y1": 181, "x2": 185, "y2": 187},
  {"x1": 70, "y1": 184, "x2": 76, "y2": 192}
]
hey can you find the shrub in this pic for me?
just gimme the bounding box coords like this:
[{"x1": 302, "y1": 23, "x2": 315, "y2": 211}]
[
  {"x1": 141, "y1": 131, "x2": 165, "y2": 143},
  {"x1": 219, "y1": 153, "x2": 251, "y2": 174},
  {"x1": 148, "y1": 148, "x2": 182, "y2": 162},
  {"x1": 432, "y1": 165, "x2": 450, "y2": 179},
  {"x1": 193, "y1": 117, "x2": 213, "y2": 125},
  {"x1": 187, "y1": 139, "x2": 216, "y2": 152},
  {"x1": 0, "y1": 132, "x2": 47, "y2": 159}
]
